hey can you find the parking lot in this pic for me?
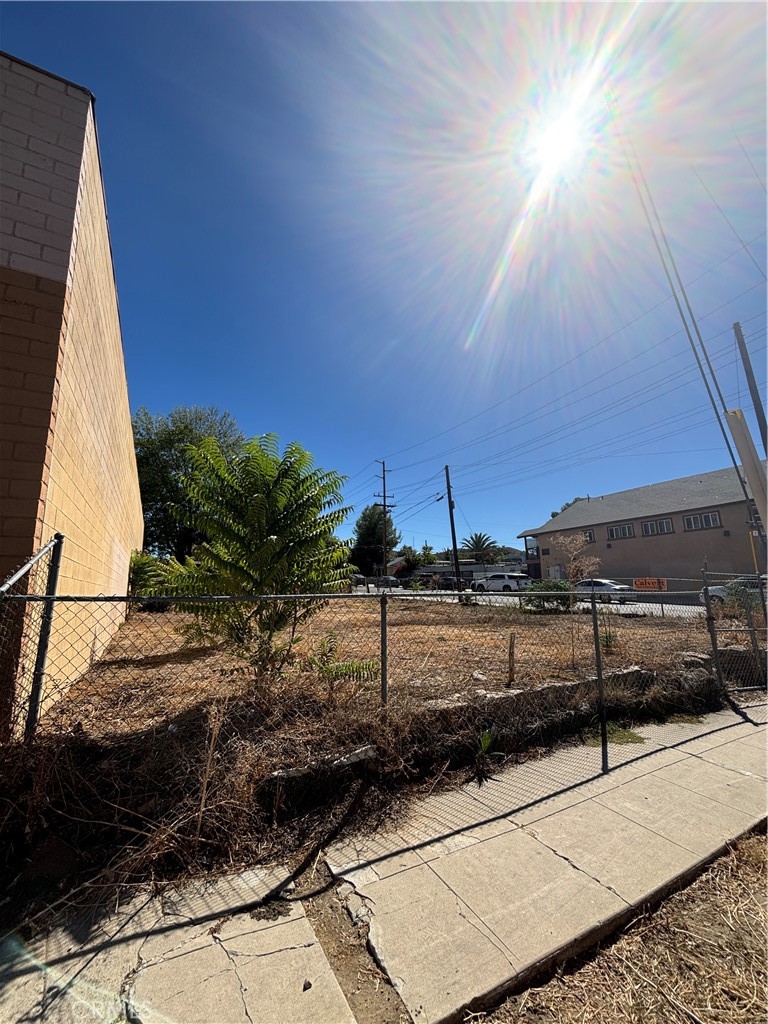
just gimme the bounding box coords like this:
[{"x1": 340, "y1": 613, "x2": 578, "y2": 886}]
[{"x1": 351, "y1": 585, "x2": 703, "y2": 618}]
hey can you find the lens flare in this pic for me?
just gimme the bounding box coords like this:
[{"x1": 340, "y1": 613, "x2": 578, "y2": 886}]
[{"x1": 528, "y1": 105, "x2": 589, "y2": 191}]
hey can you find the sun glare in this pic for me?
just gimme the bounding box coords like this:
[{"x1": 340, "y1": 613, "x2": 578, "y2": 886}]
[
  {"x1": 524, "y1": 97, "x2": 594, "y2": 202},
  {"x1": 531, "y1": 107, "x2": 587, "y2": 186}
]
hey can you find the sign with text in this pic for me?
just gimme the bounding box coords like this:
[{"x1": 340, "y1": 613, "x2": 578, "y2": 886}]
[{"x1": 633, "y1": 577, "x2": 668, "y2": 591}]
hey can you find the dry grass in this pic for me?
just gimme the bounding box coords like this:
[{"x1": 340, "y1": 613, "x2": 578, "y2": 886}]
[
  {"x1": 0, "y1": 597, "x2": 761, "y2": 934},
  {"x1": 35, "y1": 600, "x2": 721, "y2": 741},
  {"x1": 481, "y1": 833, "x2": 767, "y2": 1024}
]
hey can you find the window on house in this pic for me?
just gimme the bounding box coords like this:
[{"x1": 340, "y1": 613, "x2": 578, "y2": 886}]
[
  {"x1": 684, "y1": 511, "x2": 721, "y2": 531},
  {"x1": 642, "y1": 518, "x2": 674, "y2": 537},
  {"x1": 583, "y1": 530, "x2": 595, "y2": 543},
  {"x1": 607, "y1": 524, "x2": 635, "y2": 540}
]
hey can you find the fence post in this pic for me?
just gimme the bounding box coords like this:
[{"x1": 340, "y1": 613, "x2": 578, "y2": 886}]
[
  {"x1": 744, "y1": 601, "x2": 764, "y2": 687},
  {"x1": 701, "y1": 569, "x2": 725, "y2": 692},
  {"x1": 24, "y1": 533, "x2": 64, "y2": 743},
  {"x1": 590, "y1": 594, "x2": 609, "y2": 773},
  {"x1": 380, "y1": 591, "x2": 388, "y2": 706}
]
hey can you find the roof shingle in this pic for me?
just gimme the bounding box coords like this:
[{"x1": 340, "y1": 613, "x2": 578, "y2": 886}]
[{"x1": 518, "y1": 464, "x2": 761, "y2": 537}]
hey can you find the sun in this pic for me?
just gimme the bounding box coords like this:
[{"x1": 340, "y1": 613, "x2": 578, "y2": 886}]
[{"x1": 525, "y1": 102, "x2": 591, "y2": 196}]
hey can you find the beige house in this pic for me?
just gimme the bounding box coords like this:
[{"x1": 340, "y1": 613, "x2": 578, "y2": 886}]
[
  {"x1": 518, "y1": 465, "x2": 764, "y2": 590},
  {"x1": 0, "y1": 53, "x2": 143, "y2": 731}
]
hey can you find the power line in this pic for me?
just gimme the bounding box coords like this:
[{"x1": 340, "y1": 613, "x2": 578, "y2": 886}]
[
  {"x1": 389, "y1": 286, "x2": 766, "y2": 473},
  {"x1": 382, "y1": 232, "x2": 766, "y2": 465},
  {"x1": 450, "y1": 329, "x2": 766, "y2": 481},
  {"x1": 692, "y1": 168, "x2": 766, "y2": 281},
  {"x1": 734, "y1": 131, "x2": 767, "y2": 194}
]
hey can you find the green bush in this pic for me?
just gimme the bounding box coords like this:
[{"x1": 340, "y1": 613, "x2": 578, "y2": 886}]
[
  {"x1": 128, "y1": 551, "x2": 165, "y2": 597},
  {"x1": 724, "y1": 581, "x2": 765, "y2": 615},
  {"x1": 522, "y1": 579, "x2": 571, "y2": 613}
]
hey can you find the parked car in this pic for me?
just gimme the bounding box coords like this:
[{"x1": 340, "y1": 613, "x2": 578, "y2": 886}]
[
  {"x1": 699, "y1": 574, "x2": 767, "y2": 606},
  {"x1": 374, "y1": 576, "x2": 401, "y2": 588},
  {"x1": 575, "y1": 579, "x2": 634, "y2": 604},
  {"x1": 472, "y1": 573, "x2": 532, "y2": 593}
]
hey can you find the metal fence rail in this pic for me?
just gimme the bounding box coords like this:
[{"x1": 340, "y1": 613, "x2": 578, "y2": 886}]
[
  {"x1": 0, "y1": 587, "x2": 743, "y2": 747},
  {"x1": 1, "y1": 582, "x2": 763, "y2": 909},
  {"x1": 0, "y1": 533, "x2": 63, "y2": 742}
]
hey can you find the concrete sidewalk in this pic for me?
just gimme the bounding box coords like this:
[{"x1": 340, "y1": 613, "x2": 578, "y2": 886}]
[
  {"x1": 327, "y1": 701, "x2": 767, "y2": 1024},
  {"x1": 1, "y1": 702, "x2": 765, "y2": 1024}
]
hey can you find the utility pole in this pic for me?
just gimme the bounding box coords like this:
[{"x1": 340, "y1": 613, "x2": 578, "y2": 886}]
[
  {"x1": 444, "y1": 465, "x2": 463, "y2": 591},
  {"x1": 374, "y1": 461, "x2": 395, "y2": 576},
  {"x1": 733, "y1": 322, "x2": 767, "y2": 456}
]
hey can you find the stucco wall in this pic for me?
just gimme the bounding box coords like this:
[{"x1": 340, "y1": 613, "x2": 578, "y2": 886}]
[{"x1": 536, "y1": 502, "x2": 757, "y2": 588}]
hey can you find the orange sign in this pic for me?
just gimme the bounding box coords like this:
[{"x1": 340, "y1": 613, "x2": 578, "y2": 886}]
[{"x1": 633, "y1": 577, "x2": 668, "y2": 591}]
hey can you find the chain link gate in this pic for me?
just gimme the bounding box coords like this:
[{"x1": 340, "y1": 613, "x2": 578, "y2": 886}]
[{"x1": 701, "y1": 567, "x2": 767, "y2": 695}]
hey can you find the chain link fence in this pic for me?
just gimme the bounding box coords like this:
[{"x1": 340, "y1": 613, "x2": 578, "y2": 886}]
[
  {"x1": 0, "y1": 534, "x2": 62, "y2": 743},
  {"x1": 701, "y1": 569, "x2": 767, "y2": 695},
  {"x1": 0, "y1": 580, "x2": 763, "y2": 923},
  {"x1": 0, "y1": 588, "x2": 727, "y2": 744}
]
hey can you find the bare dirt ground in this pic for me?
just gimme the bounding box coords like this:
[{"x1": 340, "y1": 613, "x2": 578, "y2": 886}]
[
  {"x1": 480, "y1": 832, "x2": 767, "y2": 1024},
  {"x1": 40, "y1": 599, "x2": 718, "y2": 739}
]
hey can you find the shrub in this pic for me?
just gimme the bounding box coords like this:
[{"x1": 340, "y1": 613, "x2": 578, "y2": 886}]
[{"x1": 522, "y1": 579, "x2": 571, "y2": 613}]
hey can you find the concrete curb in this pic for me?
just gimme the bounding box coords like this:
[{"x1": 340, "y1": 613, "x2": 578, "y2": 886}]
[{"x1": 451, "y1": 817, "x2": 767, "y2": 1024}]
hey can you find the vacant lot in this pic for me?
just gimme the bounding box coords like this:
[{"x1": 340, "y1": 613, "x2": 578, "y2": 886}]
[{"x1": 35, "y1": 597, "x2": 722, "y2": 740}]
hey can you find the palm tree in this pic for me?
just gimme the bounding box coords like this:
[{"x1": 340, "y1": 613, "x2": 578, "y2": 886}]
[{"x1": 460, "y1": 532, "x2": 498, "y2": 564}]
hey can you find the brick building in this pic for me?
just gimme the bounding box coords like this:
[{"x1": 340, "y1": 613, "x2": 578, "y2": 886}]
[{"x1": 0, "y1": 53, "x2": 143, "y2": 727}]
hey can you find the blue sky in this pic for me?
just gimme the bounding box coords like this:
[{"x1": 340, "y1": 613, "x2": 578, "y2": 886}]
[{"x1": 4, "y1": 2, "x2": 766, "y2": 550}]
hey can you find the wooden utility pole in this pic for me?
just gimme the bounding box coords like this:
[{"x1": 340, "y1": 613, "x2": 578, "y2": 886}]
[
  {"x1": 733, "y1": 322, "x2": 767, "y2": 456},
  {"x1": 374, "y1": 461, "x2": 395, "y2": 575},
  {"x1": 444, "y1": 465, "x2": 463, "y2": 591}
]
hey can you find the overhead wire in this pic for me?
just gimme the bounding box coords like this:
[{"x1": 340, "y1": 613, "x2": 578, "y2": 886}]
[
  {"x1": 382, "y1": 230, "x2": 766, "y2": 465},
  {"x1": 449, "y1": 328, "x2": 766, "y2": 481},
  {"x1": 452, "y1": 348, "x2": 767, "y2": 496},
  {"x1": 612, "y1": 110, "x2": 756, "y2": 525},
  {"x1": 390, "y1": 305, "x2": 765, "y2": 483},
  {"x1": 692, "y1": 169, "x2": 766, "y2": 281},
  {"x1": 389, "y1": 287, "x2": 766, "y2": 473},
  {"x1": 734, "y1": 131, "x2": 767, "y2": 194}
]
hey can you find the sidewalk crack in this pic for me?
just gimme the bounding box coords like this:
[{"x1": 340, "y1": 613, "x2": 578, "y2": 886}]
[
  {"x1": 522, "y1": 828, "x2": 631, "y2": 908},
  {"x1": 423, "y1": 861, "x2": 518, "y2": 969},
  {"x1": 212, "y1": 934, "x2": 254, "y2": 1024}
]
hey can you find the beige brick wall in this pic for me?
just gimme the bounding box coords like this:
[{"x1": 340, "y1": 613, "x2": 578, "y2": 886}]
[
  {"x1": 0, "y1": 53, "x2": 88, "y2": 283},
  {"x1": 40, "y1": 103, "x2": 143, "y2": 684},
  {"x1": 1, "y1": 55, "x2": 143, "y2": 724}
]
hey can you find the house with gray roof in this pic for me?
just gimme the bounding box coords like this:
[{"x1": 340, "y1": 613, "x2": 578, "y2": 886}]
[{"x1": 518, "y1": 464, "x2": 764, "y2": 589}]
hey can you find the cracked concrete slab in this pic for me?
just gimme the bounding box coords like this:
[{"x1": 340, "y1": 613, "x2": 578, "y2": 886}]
[
  {"x1": 524, "y1": 800, "x2": 695, "y2": 905},
  {"x1": 325, "y1": 708, "x2": 766, "y2": 1024},
  {"x1": 131, "y1": 902, "x2": 355, "y2": 1024},
  {"x1": 594, "y1": 772, "x2": 758, "y2": 857},
  {"x1": 355, "y1": 861, "x2": 520, "y2": 1024},
  {"x1": 431, "y1": 828, "x2": 626, "y2": 971},
  {"x1": 0, "y1": 867, "x2": 354, "y2": 1024}
]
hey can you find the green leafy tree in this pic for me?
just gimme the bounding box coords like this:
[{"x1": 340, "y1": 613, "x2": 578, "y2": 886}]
[
  {"x1": 158, "y1": 435, "x2": 351, "y2": 669},
  {"x1": 550, "y1": 497, "x2": 584, "y2": 520},
  {"x1": 133, "y1": 405, "x2": 244, "y2": 560},
  {"x1": 461, "y1": 532, "x2": 498, "y2": 564},
  {"x1": 350, "y1": 505, "x2": 401, "y2": 576},
  {"x1": 396, "y1": 545, "x2": 422, "y2": 574},
  {"x1": 420, "y1": 542, "x2": 436, "y2": 565}
]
